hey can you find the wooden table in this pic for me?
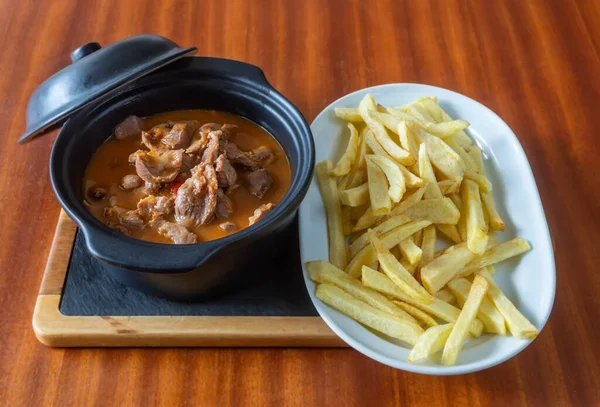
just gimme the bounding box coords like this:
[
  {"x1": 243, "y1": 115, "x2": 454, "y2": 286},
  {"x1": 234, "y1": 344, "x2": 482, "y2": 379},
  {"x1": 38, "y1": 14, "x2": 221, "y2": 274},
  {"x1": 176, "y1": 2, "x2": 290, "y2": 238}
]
[{"x1": 1, "y1": 0, "x2": 598, "y2": 405}]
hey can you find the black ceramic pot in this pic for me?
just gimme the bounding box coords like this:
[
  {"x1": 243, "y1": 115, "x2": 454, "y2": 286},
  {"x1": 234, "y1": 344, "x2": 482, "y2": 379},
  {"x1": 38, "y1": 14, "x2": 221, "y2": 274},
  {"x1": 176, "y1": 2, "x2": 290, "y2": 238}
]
[{"x1": 47, "y1": 56, "x2": 314, "y2": 300}]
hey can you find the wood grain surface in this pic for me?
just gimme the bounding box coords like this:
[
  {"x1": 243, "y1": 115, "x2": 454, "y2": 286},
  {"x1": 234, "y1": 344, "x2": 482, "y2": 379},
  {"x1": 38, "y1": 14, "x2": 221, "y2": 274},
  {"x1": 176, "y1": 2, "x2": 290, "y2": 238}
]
[{"x1": 0, "y1": 0, "x2": 599, "y2": 405}]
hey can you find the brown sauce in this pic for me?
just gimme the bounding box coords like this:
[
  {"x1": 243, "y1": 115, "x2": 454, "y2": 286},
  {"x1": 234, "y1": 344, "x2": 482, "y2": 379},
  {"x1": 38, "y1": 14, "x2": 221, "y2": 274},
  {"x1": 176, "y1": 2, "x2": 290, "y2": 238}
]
[{"x1": 83, "y1": 110, "x2": 291, "y2": 244}]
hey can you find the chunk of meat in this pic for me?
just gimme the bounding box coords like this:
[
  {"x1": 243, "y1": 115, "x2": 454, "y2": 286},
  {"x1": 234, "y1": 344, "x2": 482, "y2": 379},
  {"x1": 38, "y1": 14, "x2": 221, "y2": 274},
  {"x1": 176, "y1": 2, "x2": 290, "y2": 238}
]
[
  {"x1": 141, "y1": 125, "x2": 170, "y2": 151},
  {"x1": 246, "y1": 168, "x2": 273, "y2": 199},
  {"x1": 219, "y1": 124, "x2": 237, "y2": 139},
  {"x1": 161, "y1": 122, "x2": 195, "y2": 150},
  {"x1": 175, "y1": 164, "x2": 218, "y2": 227},
  {"x1": 120, "y1": 210, "x2": 145, "y2": 231},
  {"x1": 129, "y1": 150, "x2": 145, "y2": 165},
  {"x1": 215, "y1": 189, "x2": 233, "y2": 219},
  {"x1": 103, "y1": 204, "x2": 127, "y2": 218},
  {"x1": 200, "y1": 130, "x2": 223, "y2": 166},
  {"x1": 135, "y1": 181, "x2": 160, "y2": 195},
  {"x1": 247, "y1": 146, "x2": 274, "y2": 163},
  {"x1": 114, "y1": 116, "x2": 142, "y2": 140},
  {"x1": 215, "y1": 154, "x2": 237, "y2": 188},
  {"x1": 223, "y1": 142, "x2": 259, "y2": 168},
  {"x1": 135, "y1": 149, "x2": 184, "y2": 184},
  {"x1": 137, "y1": 195, "x2": 175, "y2": 219},
  {"x1": 150, "y1": 218, "x2": 197, "y2": 244},
  {"x1": 199, "y1": 123, "x2": 221, "y2": 133},
  {"x1": 219, "y1": 222, "x2": 237, "y2": 232},
  {"x1": 248, "y1": 203, "x2": 275, "y2": 225},
  {"x1": 90, "y1": 187, "x2": 107, "y2": 200},
  {"x1": 186, "y1": 132, "x2": 209, "y2": 155},
  {"x1": 121, "y1": 174, "x2": 143, "y2": 190}
]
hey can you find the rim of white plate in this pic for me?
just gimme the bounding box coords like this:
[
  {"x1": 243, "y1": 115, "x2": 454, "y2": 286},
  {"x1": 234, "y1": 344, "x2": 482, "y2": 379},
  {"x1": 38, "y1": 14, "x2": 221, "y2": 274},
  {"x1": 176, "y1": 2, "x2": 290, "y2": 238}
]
[{"x1": 299, "y1": 83, "x2": 556, "y2": 375}]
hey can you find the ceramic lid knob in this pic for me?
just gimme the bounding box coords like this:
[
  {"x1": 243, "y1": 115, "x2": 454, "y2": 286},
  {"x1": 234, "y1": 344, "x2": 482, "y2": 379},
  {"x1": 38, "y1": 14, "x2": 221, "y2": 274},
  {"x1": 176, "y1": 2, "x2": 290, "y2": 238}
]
[{"x1": 70, "y1": 42, "x2": 102, "y2": 63}]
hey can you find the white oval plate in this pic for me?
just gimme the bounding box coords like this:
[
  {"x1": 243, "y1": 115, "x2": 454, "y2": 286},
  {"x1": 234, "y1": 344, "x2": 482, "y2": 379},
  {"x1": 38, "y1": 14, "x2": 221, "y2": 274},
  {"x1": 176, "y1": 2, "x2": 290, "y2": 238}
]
[{"x1": 299, "y1": 83, "x2": 555, "y2": 375}]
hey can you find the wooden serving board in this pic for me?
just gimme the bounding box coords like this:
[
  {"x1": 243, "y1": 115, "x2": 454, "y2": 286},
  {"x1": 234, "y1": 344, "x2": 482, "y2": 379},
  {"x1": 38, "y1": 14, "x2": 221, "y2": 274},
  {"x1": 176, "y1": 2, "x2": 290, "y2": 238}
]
[{"x1": 33, "y1": 211, "x2": 345, "y2": 347}]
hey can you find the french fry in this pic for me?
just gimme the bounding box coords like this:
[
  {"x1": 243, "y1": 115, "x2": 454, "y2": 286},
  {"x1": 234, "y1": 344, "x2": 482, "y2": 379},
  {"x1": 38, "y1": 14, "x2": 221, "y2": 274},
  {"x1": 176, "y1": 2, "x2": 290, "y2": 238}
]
[
  {"x1": 444, "y1": 136, "x2": 477, "y2": 172},
  {"x1": 467, "y1": 146, "x2": 484, "y2": 172},
  {"x1": 449, "y1": 192, "x2": 467, "y2": 242},
  {"x1": 306, "y1": 260, "x2": 420, "y2": 325},
  {"x1": 365, "y1": 128, "x2": 394, "y2": 160},
  {"x1": 477, "y1": 270, "x2": 538, "y2": 339},
  {"x1": 349, "y1": 205, "x2": 368, "y2": 222},
  {"x1": 333, "y1": 107, "x2": 363, "y2": 122},
  {"x1": 438, "y1": 179, "x2": 461, "y2": 195},
  {"x1": 421, "y1": 243, "x2": 476, "y2": 295},
  {"x1": 361, "y1": 267, "x2": 484, "y2": 337},
  {"x1": 418, "y1": 225, "x2": 436, "y2": 270},
  {"x1": 415, "y1": 97, "x2": 444, "y2": 123},
  {"x1": 350, "y1": 215, "x2": 411, "y2": 257},
  {"x1": 398, "y1": 236, "x2": 423, "y2": 265},
  {"x1": 346, "y1": 220, "x2": 432, "y2": 277},
  {"x1": 413, "y1": 229, "x2": 423, "y2": 247},
  {"x1": 415, "y1": 126, "x2": 465, "y2": 180},
  {"x1": 400, "y1": 257, "x2": 418, "y2": 275},
  {"x1": 448, "y1": 278, "x2": 506, "y2": 335},
  {"x1": 386, "y1": 107, "x2": 470, "y2": 139},
  {"x1": 401, "y1": 104, "x2": 436, "y2": 123},
  {"x1": 339, "y1": 183, "x2": 369, "y2": 207},
  {"x1": 435, "y1": 288, "x2": 457, "y2": 305},
  {"x1": 461, "y1": 179, "x2": 488, "y2": 254},
  {"x1": 369, "y1": 230, "x2": 434, "y2": 303},
  {"x1": 343, "y1": 167, "x2": 367, "y2": 190},
  {"x1": 315, "y1": 284, "x2": 423, "y2": 345},
  {"x1": 464, "y1": 170, "x2": 492, "y2": 193},
  {"x1": 418, "y1": 143, "x2": 443, "y2": 199},
  {"x1": 367, "y1": 154, "x2": 406, "y2": 203},
  {"x1": 408, "y1": 323, "x2": 454, "y2": 362},
  {"x1": 397, "y1": 121, "x2": 420, "y2": 166},
  {"x1": 413, "y1": 101, "x2": 474, "y2": 147},
  {"x1": 359, "y1": 95, "x2": 415, "y2": 165},
  {"x1": 461, "y1": 238, "x2": 531, "y2": 277},
  {"x1": 366, "y1": 157, "x2": 391, "y2": 216},
  {"x1": 393, "y1": 301, "x2": 438, "y2": 327},
  {"x1": 353, "y1": 186, "x2": 426, "y2": 232},
  {"x1": 441, "y1": 275, "x2": 489, "y2": 365},
  {"x1": 330, "y1": 123, "x2": 360, "y2": 176},
  {"x1": 316, "y1": 160, "x2": 347, "y2": 269},
  {"x1": 399, "y1": 165, "x2": 424, "y2": 187},
  {"x1": 402, "y1": 197, "x2": 461, "y2": 225},
  {"x1": 437, "y1": 225, "x2": 462, "y2": 244},
  {"x1": 481, "y1": 191, "x2": 505, "y2": 231}
]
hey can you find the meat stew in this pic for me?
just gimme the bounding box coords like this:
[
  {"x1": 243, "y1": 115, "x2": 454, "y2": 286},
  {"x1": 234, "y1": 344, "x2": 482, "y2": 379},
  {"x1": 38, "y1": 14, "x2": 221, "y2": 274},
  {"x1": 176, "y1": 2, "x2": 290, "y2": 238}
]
[{"x1": 83, "y1": 110, "x2": 291, "y2": 244}]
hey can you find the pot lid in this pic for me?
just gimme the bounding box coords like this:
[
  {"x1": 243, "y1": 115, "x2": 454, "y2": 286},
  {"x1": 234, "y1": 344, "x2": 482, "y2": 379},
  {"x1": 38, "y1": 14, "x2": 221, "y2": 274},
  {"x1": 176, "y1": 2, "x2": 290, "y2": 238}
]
[{"x1": 19, "y1": 34, "x2": 197, "y2": 144}]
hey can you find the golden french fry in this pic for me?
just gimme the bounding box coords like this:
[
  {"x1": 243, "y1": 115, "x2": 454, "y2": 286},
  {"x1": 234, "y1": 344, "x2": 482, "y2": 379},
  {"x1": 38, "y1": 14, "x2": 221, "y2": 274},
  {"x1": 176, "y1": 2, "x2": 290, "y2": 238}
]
[
  {"x1": 346, "y1": 220, "x2": 431, "y2": 277},
  {"x1": 306, "y1": 260, "x2": 420, "y2": 325},
  {"x1": 361, "y1": 267, "x2": 484, "y2": 337},
  {"x1": 477, "y1": 270, "x2": 538, "y2": 339},
  {"x1": 399, "y1": 236, "x2": 422, "y2": 265},
  {"x1": 461, "y1": 179, "x2": 488, "y2": 254},
  {"x1": 345, "y1": 167, "x2": 367, "y2": 189},
  {"x1": 418, "y1": 143, "x2": 443, "y2": 199},
  {"x1": 418, "y1": 225, "x2": 436, "y2": 270},
  {"x1": 436, "y1": 225, "x2": 462, "y2": 244},
  {"x1": 415, "y1": 97, "x2": 444, "y2": 123},
  {"x1": 467, "y1": 146, "x2": 484, "y2": 172},
  {"x1": 353, "y1": 186, "x2": 426, "y2": 232},
  {"x1": 400, "y1": 257, "x2": 418, "y2": 275},
  {"x1": 330, "y1": 123, "x2": 360, "y2": 176},
  {"x1": 435, "y1": 287, "x2": 457, "y2": 305},
  {"x1": 448, "y1": 278, "x2": 506, "y2": 335},
  {"x1": 461, "y1": 238, "x2": 531, "y2": 277},
  {"x1": 442, "y1": 275, "x2": 489, "y2": 365},
  {"x1": 349, "y1": 205, "x2": 368, "y2": 222},
  {"x1": 415, "y1": 126, "x2": 465, "y2": 180},
  {"x1": 369, "y1": 230, "x2": 434, "y2": 303},
  {"x1": 339, "y1": 183, "x2": 369, "y2": 207},
  {"x1": 350, "y1": 215, "x2": 411, "y2": 257},
  {"x1": 421, "y1": 243, "x2": 476, "y2": 295},
  {"x1": 359, "y1": 96, "x2": 415, "y2": 165},
  {"x1": 393, "y1": 300, "x2": 438, "y2": 327},
  {"x1": 316, "y1": 160, "x2": 347, "y2": 269},
  {"x1": 366, "y1": 157, "x2": 391, "y2": 216},
  {"x1": 413, "y1": 100, "x2": 474, "y2": 147},
  {"x1": 402, "y1": 197, "x2": 461, "y2": 225},
  {"x1": 481, "y1": 191, "x2": 505, "y2": 231},
  {"x1": 413, "y1": 229, "x2": 423, "y2": 246},
  {"x1": 444, "y1": 136, "x2": 477, "y2": 172},
  {"x1": 367, "y1": 154, "x2": 406, "y2": 203},
  {"x1": 449, "y1": 192, "x2": 467, "y2": 242},
  {"x1": 408, "y1": 323, "x2": 454, "y2": 363},
  {"x1": 397, "y1": 121, "x2": 420, "y2": 163},
  {"x1": 333, "y1": 107, "x2": 363, "y2": 122},
  {"x1": 315, "y1": 284, "x2": 423, "y2": 345},
  {"x1": 401, "y1": 104, "x2": 436, "y2": 123},
  {"x1": 438, "y1": 179, "x2": 462, "y2": 196},
  {"x1": 464, "y1": 170, "x2": 492, "y2": 193},
  {"x1": 386, "y1": 107, "x2": 470, "y2": 139},
  {"x1": 399, "y1": 165, "x2": 424, "y2": 187},
  {"x1": 355, "y1": 127, "x2": 370, "y2": 170}
]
